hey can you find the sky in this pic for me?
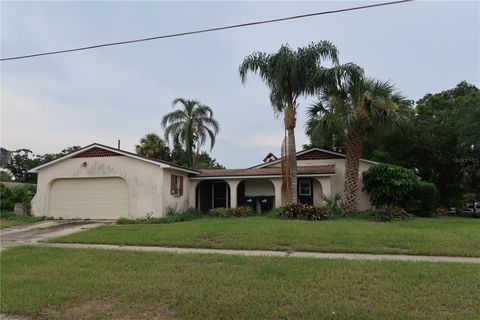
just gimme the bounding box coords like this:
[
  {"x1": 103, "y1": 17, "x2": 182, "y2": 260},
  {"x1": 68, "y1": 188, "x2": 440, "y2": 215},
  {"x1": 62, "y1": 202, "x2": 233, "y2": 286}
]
[{"x1": 1, "y1": 1, "x2": 479, "y2": 168}]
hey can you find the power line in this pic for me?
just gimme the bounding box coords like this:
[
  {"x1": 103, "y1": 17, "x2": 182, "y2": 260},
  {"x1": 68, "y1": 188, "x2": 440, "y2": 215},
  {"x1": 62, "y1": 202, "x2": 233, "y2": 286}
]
[{"x1": 1, "y1": 0, "x2": 413, "y2": 61}]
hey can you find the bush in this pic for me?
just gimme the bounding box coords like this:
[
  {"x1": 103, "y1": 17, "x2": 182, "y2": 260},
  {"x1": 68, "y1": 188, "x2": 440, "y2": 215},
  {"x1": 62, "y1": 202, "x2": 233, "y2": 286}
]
[
  {"x1": 367, "y1": 205, "x2": 412, "y2": 222},
  {"x1": 362, "y1": 164, "x2": 418, "y2": 207},
  {"x1": 404, "y1": 181, "x2": 440, "y2": 216},
  {"x1": 0, "y1": 183, "x2": 36, "y2": 212},
  {"x1": 279, "y1": 203, "x2": 331, "y2": 221},
  {"x1": 321, "y1": 193, "x2": 344, "y2": 217},
  {"x1": 207, "y1": 206, "x2": 254, "y2": 218},
  {"x1": 116, "y1": 208, "x2": 202, "y2": 224}
]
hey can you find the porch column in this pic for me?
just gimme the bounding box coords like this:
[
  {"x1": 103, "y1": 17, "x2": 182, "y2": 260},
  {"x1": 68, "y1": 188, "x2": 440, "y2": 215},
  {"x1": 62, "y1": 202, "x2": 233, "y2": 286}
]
[
  {"x1": 269, "y1": 178, "x2": 283, "y2": 208},
  {"x1": 226, "y1": 179, "x2": 242, "y2": 208},
  {"x1": 314, "y1": 177, "x2": 332, "y2": 199},
  {"x1": 188, "y1": 180, "x2": 200, "y2": 209}
]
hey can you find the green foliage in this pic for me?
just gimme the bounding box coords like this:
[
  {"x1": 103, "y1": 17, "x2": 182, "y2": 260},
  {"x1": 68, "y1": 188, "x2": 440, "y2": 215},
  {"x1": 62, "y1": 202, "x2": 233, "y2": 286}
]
[
  {"x1": 135, "y1": 133, "x2": 171, "y2": 161},
  {"x1": 0, "y1": 171, "x2": 13, "y2": 182},
  {"x1": 404, "y1": 181, "x2": 440, "y2": 217},
  {"x1": 116, "y1": 208, "x2": 202, "y2": 224},
  {"x1": 207, "y1": 206, "x2": 254, "y2": 218},
  {"x1": 321, "y1": 193, "x2": 344, "y2": 216},
  {"x1": 0, "y1": 211, "x2": 51, "y2": 223},
  {"x1": 161, "y1": 98, "x2": 220, "y2": 168},
  {"x1": 0, "y1": 184, "x2": 13, "y2": 211},
  {"x1": 362, "y1": 164, "x2": 419, "y2": 206},
  {"x1": 360, "y1": 81, "x2": 480, "y2": 207},
  {"x1": 367, "y1": 205, "x2": 412, "y2": 222},
  {"x1": 0, "y1": 183, "x2": 36, "y2": 211},
  {"x1": 279, "y1": 203, "x2": 331, "y2": 221}
]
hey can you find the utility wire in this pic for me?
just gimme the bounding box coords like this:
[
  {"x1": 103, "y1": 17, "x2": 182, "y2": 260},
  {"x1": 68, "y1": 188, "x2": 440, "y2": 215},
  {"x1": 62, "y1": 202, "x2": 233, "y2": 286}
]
[{"x1": 1, "y1": 0, "x2": 413, "y2": 61}]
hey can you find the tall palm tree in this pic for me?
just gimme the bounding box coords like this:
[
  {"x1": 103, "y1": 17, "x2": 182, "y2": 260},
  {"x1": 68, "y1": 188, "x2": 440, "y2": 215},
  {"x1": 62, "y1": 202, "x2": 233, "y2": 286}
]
[
  {"x1": 239, "y1": 41, "x2": 340, "y2": 204},
  {"x1": 308, "y1": 68, "x2": 409, "y2": 210},
  {"x1": 161, "y1": 98, "x2": 219, "y2": 168},
  {"x1": 135, "y1": 133, "x2": 170, "y2": 160}
]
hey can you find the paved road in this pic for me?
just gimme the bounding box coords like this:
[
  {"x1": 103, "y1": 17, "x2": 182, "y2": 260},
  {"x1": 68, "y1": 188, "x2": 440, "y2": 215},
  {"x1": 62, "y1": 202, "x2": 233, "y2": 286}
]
[{"x1": 0, "y1": 220, "x2": 107, "y2": 249}]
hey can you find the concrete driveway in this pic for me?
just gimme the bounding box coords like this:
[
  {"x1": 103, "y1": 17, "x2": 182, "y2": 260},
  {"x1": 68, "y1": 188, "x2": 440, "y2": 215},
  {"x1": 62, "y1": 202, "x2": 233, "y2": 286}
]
[{"x1": 0, "y1": 220, "x2": 108, "y2": 249}]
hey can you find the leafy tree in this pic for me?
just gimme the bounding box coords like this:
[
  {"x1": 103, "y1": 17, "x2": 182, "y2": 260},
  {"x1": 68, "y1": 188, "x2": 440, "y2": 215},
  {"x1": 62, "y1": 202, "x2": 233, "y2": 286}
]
[
  {"x1": 239, "y1": 41, "x2": 340, "y2": 203},
  {"x1": 162, "y1": 98, "x2": 219, "y2": 168},
  {"x1": 360, "y1": 81, "x2": 479, "y2": 206},
  {"x1": 308, "y1": 71, "x2": 409, "y2": 210},
  {"x1": 0, "y1": 170, "x2": 13, "y2": 182},
  {"x1": 195, "y1": 152, "x2": 225, "y2": 169},
  {"x1": 135, "y1": 133, "x2": 171, "y2": 160},
  {"x1": 362, "y1": 164, "x2": 419, "y2": 207}
]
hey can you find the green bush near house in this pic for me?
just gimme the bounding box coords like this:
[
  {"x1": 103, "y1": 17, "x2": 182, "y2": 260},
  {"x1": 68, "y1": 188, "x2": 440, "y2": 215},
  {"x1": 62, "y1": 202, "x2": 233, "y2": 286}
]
[
  {"x1": 405, "y1": 181, "x2": 440, "y2": 216},
  {"x1": 116, "y1": 208, "x2": 202, "y2": 225},
  {"x1": 279, "y1": 203, "x2": 332, "y2": 221},
  {"x1": 207, "y1": 206, "x2": 254, "y2": 218},
  {"x1": 366, "y1": 205, "x2": 413, "y2": 222},
  {"x1": 0, "y1": 183, "x2": 36, "y2": 212},
  {"x1": 362, "y1": 164, "x2": 418, "y2": 207}
]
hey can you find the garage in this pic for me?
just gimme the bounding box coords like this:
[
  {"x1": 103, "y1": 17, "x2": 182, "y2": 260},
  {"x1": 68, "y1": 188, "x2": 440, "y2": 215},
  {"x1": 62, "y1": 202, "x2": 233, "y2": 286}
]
[{"x1": 48, "y1": 177, "x2": 128, "y2": 219}]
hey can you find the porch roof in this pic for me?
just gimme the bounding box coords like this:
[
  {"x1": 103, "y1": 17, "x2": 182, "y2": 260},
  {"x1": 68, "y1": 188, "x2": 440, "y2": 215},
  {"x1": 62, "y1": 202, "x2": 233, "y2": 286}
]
[{"x1": 191, "y1": 165, "x2": 335, "y2": 179}]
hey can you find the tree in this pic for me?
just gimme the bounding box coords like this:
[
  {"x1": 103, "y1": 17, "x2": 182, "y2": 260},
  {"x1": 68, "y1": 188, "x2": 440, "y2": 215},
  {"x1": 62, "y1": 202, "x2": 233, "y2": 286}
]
[
  {"x1": 0, "y1": 170, "x2": 13, "y2": 182},
  {"x1": 161, "y1": 98, "x2": 219, "y2": 168},
  {"x1": 309, "y1": 71, "x2": 409, "y2": 210},
  {"x1": 239, "y1": 41, "x2": 340, "y2": 203},
  {"x1": 135, "y1": 133, "x2": 171, "y2": 161},
  {"x1": 361, "y1": 81, "x2": 479, "y2": 206}
]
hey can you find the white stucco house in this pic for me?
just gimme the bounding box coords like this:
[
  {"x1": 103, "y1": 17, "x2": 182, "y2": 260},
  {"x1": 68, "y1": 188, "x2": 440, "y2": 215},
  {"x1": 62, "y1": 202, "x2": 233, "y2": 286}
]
[{"x1": 29, "y1": 143, "x2": 376, "y2": 219}]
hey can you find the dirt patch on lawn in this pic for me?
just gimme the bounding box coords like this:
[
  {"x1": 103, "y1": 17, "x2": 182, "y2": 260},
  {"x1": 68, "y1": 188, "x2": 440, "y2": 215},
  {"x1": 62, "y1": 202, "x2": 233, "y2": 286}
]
[{"x1": 44, "y1": 298, "x2": 172, "y2": 320}]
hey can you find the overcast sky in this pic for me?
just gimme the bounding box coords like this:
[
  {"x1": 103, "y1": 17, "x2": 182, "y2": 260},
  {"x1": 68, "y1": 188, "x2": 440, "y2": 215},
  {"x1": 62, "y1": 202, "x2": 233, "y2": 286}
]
[{"x1": 1, "y1": 1, "x2": 479, "y2": 168}]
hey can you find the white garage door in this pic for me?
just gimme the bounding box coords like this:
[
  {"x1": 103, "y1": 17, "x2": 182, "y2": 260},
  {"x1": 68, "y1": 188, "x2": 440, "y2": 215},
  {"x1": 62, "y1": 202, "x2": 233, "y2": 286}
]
[{"x1": 49, "y1": 177, "x2": 128, "y2": 219}]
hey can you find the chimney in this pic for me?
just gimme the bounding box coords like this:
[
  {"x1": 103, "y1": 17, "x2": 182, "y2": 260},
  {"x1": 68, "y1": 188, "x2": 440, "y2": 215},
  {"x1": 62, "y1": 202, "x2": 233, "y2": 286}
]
[{"x1": 117, "y1": 139, "x2": 121, "y2": 150}]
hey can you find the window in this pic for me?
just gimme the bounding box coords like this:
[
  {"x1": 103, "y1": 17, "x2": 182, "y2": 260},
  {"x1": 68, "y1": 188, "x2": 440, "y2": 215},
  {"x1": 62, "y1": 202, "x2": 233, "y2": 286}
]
[
  {"x1": 170, "y1": 174, "x2": 183, "y2": 197},
  {"x1": 298, "y1": 179, "x2": 311, "y2": 196}
]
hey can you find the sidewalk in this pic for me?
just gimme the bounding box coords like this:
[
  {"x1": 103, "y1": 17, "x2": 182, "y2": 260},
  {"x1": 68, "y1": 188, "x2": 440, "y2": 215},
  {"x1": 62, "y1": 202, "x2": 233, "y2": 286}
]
[{"x1": 34, "y1": 242, "x2": 480, "y2": 264}]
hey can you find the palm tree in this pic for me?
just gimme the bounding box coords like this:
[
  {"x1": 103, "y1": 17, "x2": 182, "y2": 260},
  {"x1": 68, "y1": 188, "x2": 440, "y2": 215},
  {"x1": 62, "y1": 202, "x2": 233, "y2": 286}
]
[
  {"x1": 239, "y1": 41, "x2": 340, "y2": 204},
  {"x1": 308, "y1": 69, "x2": 409, "y2": 210},
  {"x1": 161, "y1": 98, "x2": 219, "y2": 168},
  {"x1": 135, "y1": 133, "x2": 170, "y2": 160}
]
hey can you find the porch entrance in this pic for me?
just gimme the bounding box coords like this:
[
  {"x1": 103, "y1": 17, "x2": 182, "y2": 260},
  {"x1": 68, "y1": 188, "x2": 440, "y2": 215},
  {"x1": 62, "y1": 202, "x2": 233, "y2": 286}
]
[{"x1": 196, "y1": 180, "x2": 231, "y2": 213}]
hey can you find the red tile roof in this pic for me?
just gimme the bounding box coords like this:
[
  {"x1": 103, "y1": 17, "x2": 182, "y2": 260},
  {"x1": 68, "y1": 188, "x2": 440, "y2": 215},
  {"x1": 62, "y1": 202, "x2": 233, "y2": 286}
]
[{"x1": 194, "y1": 165, "x2": 335, "y2": 178}]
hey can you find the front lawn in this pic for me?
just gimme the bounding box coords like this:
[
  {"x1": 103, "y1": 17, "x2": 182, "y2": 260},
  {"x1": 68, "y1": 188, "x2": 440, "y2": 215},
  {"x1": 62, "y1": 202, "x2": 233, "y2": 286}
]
[
  {"x1": 0, "y1": 211, "x2": 48, "y2": 229},
  {"x1": 1, "y1": 246, "x2": 479, "y2": 319},
  {"x1": 52, "y1": 216, "x2": 480, "y2": 257}
]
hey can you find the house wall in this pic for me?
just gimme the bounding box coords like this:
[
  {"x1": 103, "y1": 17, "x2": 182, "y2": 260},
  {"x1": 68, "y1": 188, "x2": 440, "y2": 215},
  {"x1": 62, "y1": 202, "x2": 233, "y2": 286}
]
[
  {"x1": 31, "y1": 156, "x2": 165, "y2": 219},
  {"x1": 244, "y1": 179, "x2": 275, "y2": 196},
  {"x1": 263, "y1": 158, "x2": 373, "y2": 209},
  {"x1": 162, "y1": 169, "x2": 190, "y2": 213}
]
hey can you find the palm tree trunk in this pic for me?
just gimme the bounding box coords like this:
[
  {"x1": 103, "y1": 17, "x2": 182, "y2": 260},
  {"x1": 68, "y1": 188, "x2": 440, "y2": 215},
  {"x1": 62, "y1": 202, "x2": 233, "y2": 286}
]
[
  {"x1": 284, "y1": 103, "x2": 298, "y2": 204},
  {"x1": 343, "y1": 124, "x2": 366, "y2": 211},
  {"x1": 192, "y1": 142, "x2": 201, "y2": 169}
]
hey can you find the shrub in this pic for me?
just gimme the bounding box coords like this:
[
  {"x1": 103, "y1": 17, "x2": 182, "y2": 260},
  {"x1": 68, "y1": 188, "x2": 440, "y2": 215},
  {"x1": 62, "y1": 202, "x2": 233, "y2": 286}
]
[
  {"x1": 0, "y1": 183, "x2": 14, "y2": 211},
  {"x1": 165, "y1": 205, "x2": 179, "y2": 216},
  {"x1": 362, "y1": 164, "x2": 418, "y2": 207},
  {"x1": 321, "y1": 193, "x2": 344, "y2": 217},
  {"x1": 116, "y1": 208, "x2": 202, "y2": 224},
  {"x1": 279, "y1": 203, "x2": 331, "y2": 221},
  {"x1": 435, "y1": 207, "x2": 448, "y2": 216},
  {"x1": 0, "y1": 183, "x2": 36, "y2": 212},
  {"x1": 404, "y1": 181, "x2": 440, "y2": 216},
  {"x1": 207, "y1": 206, "x2": 254, "y2": 218},
  {"x1": 367, "y1": 205, "x2": 412, "y2": 222}
]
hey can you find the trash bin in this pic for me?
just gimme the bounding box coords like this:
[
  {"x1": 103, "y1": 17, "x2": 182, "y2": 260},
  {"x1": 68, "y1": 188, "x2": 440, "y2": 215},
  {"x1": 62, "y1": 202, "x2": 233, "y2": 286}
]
[
  {"x1": 258, "y1": 196, "x2": 274, "y2": 213},
  {"x1": 244, "y1": 196, "x2": 256, "y2": 211}
]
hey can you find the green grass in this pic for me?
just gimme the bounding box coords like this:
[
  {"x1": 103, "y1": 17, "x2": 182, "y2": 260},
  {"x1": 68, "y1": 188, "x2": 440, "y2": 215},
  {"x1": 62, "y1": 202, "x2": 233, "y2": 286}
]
[
  {"x1": 0, "y1": 211, "x2": 48, "y2": 229},
  {"x1": 1, "y1": 246, "x2": 479, "y2": 319},
  {"x1": 52, "y1": 216, "x2": 480, "y2": 257}
]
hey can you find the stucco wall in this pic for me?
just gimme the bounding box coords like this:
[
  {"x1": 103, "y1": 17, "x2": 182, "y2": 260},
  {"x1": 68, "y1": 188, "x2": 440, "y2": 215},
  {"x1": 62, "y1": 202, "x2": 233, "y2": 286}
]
[
  {"x1": 31, "y1": 156, "x2": 165, "y2": 219},
  {"x1": 263, "y1": 158, "x2": 374, "y2": 209},
  {"x1": 162, "y1": 169, "x2": 190, "y2": 213},
  {"x1": 244, "y1": 179, "x2": 275, "y2": 196}
]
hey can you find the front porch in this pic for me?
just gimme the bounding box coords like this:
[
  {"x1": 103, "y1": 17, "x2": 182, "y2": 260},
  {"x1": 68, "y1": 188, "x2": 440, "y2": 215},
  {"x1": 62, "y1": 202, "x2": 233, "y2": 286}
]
[{"x1": 189, "y1": 176, "x2": 332, "y2": 213}]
